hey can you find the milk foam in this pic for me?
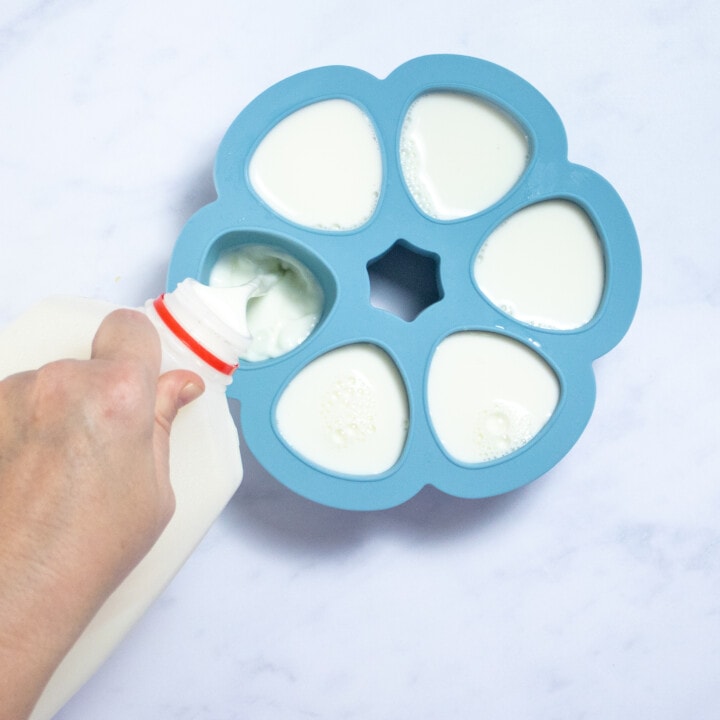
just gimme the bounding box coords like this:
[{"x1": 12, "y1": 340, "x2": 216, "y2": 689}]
[{"x1": 209, "y1": 244, "x2": 323, "y2": 362}]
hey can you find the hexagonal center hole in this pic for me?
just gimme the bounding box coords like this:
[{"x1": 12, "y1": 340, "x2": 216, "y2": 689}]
[{"x1": 367, "y1": 240, "x2": 442, "y2": 321}]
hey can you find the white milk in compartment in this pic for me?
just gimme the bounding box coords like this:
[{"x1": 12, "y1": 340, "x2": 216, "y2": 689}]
[
  {"x1": 400, "y1": 91, "x2": 528, "y2": 219},
  {"x1": 0, "y1": 280, "x2": 253, "y2": 720},
  {"x1": 209, "y1": 244, "x2": 324, "y2": 362},
  {"x1": 474, "y1": 200, "x2": 605, "y2": 329},
  {"x1": 248, "y1": 98, "x2": 382, "y2": 230},
  {"x1": 427, "y1": 332, "x2": 559, "y2": 464},
  {"x1": 275, "y1": 344, "x2": 409, "y2": 476}
]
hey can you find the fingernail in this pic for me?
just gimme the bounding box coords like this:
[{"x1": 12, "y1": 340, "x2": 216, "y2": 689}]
[{"x1": 178, "y1": 380, "x2": 204, "y2": 407}]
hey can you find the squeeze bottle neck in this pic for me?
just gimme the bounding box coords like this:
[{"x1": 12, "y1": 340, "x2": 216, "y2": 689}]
[{"x1": 144, "y1": 278, "x2": 256, "y2": 386}]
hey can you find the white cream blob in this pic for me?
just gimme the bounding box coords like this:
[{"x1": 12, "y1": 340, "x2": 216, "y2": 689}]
[
  {"x1": 275, "y1": 343, "x2": 409, "y2": 476},
  {"x1": 427, "y1": 332, "x2": 559, "y2": 464},
  {"x1": 248, "y1": 99, "x2": 382, "y2": 230},
  {"x1": 474, "y1": 200, "x2": 605, "y2": 329},
  {"x1": 400, "y1": 91, "x2": 528, "y2": 220},
  {"x1": 209, "y1": 244, "x2": 323, "y2": 362}
]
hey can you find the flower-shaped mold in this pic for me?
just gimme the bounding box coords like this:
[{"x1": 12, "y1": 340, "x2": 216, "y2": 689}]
[{"x1": 168, "y1": 55, "x2": 641, "y2": 510}]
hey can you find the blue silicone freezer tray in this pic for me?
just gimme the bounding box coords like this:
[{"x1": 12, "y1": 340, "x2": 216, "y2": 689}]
[{"x1": 168, "y1": 55, "x2": 641, "y2": 510}]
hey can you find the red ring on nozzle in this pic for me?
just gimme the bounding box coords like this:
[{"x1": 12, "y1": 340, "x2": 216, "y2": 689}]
[{"x1": 153, "y1": 294, "x2": 238, "y2": 375}]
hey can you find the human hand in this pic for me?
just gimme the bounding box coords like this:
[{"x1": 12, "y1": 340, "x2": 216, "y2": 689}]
[{"x1": 0, "y1": 309, "x2": 204, "y2": 720}]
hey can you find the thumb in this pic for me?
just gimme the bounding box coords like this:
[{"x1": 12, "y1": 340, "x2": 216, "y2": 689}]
[
  {"x1": 151, "y1": 371, "x2": 205, "y2": 523},
  {"x1": 154, "y1": 370, "x2": 205, "y2": 434}
]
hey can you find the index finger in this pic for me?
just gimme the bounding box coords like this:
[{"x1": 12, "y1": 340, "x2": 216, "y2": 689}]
[{"x1": 91, "y1": 309, "x2": 162, "y2": 376}]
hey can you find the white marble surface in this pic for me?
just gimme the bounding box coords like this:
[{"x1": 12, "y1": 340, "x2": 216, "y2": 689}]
[{"x1": 1, "y1": 1, "x2": 719, "y2": 718}]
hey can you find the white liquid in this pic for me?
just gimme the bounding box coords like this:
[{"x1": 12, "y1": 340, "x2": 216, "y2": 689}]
[
  {"x1": 474, "y1": 200, "x2": 605, "y2": 329},
  {"x1": 0, "y1": 295, "x2": 243, "y2": 720},
  {"x1": 427, "y1": 332, "x2": 559, "y2": 464},
  {"x1": 400, "y1": 91, "x2": 528, "y2": 220},
  {"x1": 248, "y1": 99, "x2": 382, "y2": 230},
  {"x1": 275, "y1": 344, "x2": 409, "y2": 476},
  {"x1": 209, "y1": 244, "x2": 324, "y2": 362}
]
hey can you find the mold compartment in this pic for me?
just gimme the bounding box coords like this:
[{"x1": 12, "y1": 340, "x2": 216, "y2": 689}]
[
  {"x1": 427, "y1": 331, "x2": 559, "y2": 464},
  {"x1": 473, "y1": 200, "x2": 605, "y2": 330},
  {"x1": 400, "y1": 90, "x2": 529, "y2": 220},
  {"x1": 275, "y1": 343, "x2": 410, "y2": 476},
  {"x1": 205, "y1": 231, "x2": 336, "y2": 362},
  {"x1": 248, "y1": 98, "x2": 382, "y2": 231}
]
